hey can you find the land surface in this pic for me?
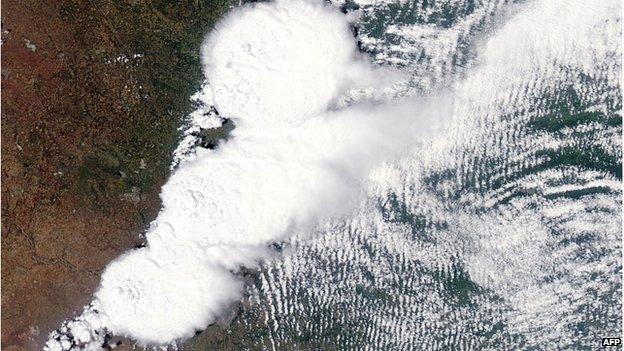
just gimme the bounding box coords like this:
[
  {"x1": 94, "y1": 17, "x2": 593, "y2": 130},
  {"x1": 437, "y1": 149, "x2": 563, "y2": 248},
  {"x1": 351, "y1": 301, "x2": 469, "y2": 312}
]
[{"x1": 1, "y1": 1, "x2": 227, "y2": 349}]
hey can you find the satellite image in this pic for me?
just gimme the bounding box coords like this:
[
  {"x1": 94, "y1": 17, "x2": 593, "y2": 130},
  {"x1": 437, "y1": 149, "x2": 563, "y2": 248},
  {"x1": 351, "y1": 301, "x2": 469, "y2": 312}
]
[{"x1": 2, "y1": 0, "x2": 622, "y2": 350}]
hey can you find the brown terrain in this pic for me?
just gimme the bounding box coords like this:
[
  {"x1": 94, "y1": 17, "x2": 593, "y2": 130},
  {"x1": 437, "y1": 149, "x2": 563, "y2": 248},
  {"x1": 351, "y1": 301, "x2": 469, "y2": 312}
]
[{"x1": 1, "y1": 1, "x2": 228, "y2": 349}]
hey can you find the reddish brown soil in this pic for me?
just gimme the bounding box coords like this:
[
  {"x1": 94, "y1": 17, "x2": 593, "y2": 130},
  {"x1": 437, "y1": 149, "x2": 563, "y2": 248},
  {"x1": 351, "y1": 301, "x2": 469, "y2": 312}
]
[{"x1": 1, "y1": 1, "x2": 226, "y2": 349}]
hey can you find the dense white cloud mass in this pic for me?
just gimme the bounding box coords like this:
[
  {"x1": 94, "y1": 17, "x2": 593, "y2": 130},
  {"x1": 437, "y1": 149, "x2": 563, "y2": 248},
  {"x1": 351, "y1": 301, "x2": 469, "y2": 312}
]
[
  {"x1": 97, "y1": 0, "x2": 400, "y2": 343},
  {"x1": 45, "y1": 0, "x2": 432, "y2": 349},
  {"x1": 203, "y1": 0, "x2": 355, "y2": 126}
]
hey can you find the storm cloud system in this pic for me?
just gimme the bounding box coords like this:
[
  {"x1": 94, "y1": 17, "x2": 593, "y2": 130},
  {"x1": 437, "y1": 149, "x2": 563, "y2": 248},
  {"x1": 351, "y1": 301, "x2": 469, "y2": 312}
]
[{"x1": 45, "y1": 0, "x2": 621, "y2": 349}]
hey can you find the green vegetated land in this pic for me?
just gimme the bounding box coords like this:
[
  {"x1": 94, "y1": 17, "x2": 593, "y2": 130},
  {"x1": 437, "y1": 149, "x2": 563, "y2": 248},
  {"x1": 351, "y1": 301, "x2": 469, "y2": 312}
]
[{"x1": 63, "y1": 0, "x2": 229, "y2": 200}]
